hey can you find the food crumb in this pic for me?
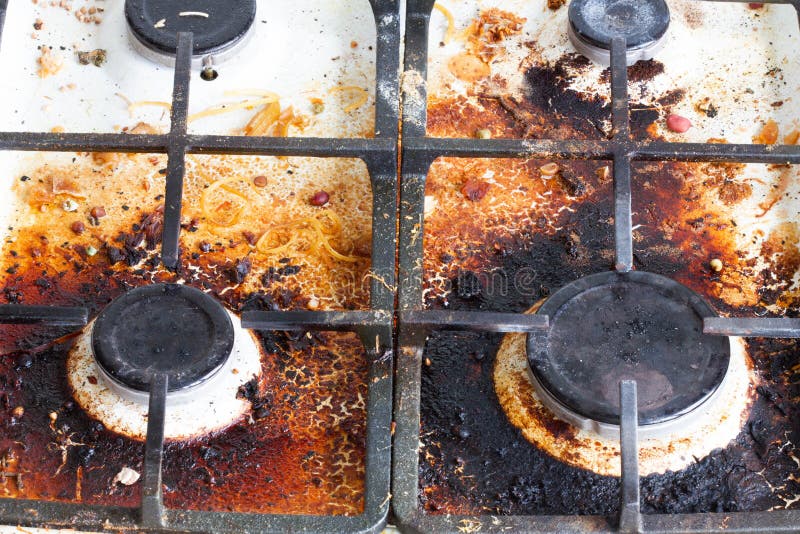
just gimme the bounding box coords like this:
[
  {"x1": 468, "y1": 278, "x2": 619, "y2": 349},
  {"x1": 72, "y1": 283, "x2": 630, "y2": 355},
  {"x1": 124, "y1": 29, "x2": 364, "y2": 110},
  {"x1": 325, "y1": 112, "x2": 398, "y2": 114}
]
[
  {"x1": 710, "y1": 258, "x2": 723, "y2": 272},
  {"x1": 754, "y1": 119, "x2": 779, "y2": 144},
  {"x1": 76, "y1": 48, "x2": 107, "y2": 67},
  {"x1": 112, "y1": 467, "x2": 140, "y2": 486},
  {"x1": 37, "y1": 47, "x2": 64, "y2": 78},
  {"x1": 461, "y1": 179, "x2": 490, "y2": 201}
]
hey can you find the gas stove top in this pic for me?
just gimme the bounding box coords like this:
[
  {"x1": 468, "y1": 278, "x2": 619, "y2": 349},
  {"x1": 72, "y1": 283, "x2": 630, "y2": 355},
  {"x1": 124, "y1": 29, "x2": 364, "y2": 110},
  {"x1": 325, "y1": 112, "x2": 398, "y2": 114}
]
[{"x1": 1, "y1": 0, "x2": 799, "y2": 533}]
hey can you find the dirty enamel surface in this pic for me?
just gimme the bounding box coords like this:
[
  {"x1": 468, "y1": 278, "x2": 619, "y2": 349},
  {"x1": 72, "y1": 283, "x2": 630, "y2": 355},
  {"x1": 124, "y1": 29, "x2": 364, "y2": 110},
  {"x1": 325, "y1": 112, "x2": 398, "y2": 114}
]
[
  {"x1": 418, "y1": 0, "x2": 800, "y2": 516},
  {"x1": 0, "y1": 0, "x2": 376, "y2": 522},
  {"x1": 67, "y1": 312, "x2": 263, "y2": 441}
]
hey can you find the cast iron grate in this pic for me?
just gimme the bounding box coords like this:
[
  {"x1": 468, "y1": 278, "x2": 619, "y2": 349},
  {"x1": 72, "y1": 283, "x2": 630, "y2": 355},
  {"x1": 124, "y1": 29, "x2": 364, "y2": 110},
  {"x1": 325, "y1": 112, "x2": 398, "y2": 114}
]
[
  {"x1": 0, "y1": 1, "x2": 399, "y2": 532},
  {"x1": 392, "y1": 0, "x2": 800, "y2": 533}
]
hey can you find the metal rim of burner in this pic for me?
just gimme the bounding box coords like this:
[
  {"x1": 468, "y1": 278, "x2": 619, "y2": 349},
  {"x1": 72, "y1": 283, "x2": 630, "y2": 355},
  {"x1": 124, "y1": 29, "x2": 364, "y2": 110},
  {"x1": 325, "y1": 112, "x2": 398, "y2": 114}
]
[
  {"x1": 567, "y1": 0, "x2": 670, "y2": 66},
  {"x1": 91, "y1": 283, "x2": 235, "y2": 404},
  {"x1": 526, "y1": 271, "x2": 731, "y2": 440},
  {"x1": 125, "y1": 0, "x2": 257, "y2": 70}
]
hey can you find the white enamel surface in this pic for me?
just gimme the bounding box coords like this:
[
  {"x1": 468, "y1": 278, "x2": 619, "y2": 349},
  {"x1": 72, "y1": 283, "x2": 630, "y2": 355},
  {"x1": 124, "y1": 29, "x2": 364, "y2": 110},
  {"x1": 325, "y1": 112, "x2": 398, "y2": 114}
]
[
  {"x1": 67, "y1": 311, "x2": 263, "y2": 441},
  {"x1": 0, "y1": 0, "x2": 379, "y2": 246},
  {"x1": 0, "y1": 0, "x2": 377, "y2": 134}
]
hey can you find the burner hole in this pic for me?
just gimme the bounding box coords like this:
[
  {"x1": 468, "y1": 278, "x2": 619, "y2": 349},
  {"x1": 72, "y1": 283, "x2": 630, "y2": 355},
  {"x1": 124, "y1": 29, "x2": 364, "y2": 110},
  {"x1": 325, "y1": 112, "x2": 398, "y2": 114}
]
[{"x1": 200, "y1": 67, "x2": 219, "y2": 81}]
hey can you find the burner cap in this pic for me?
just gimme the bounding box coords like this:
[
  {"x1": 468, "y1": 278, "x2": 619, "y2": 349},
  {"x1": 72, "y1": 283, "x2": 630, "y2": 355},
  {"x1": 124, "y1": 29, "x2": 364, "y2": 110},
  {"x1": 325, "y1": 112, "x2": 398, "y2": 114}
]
[
  {"x1": 92, "y1": 284, "x2": 234, "y2": 393},
  {"x1": 568, "y1": 0, "x2": 670, "y2": 65},
  {"x1": 125, "y1": 0, "x2": 256, "y2": 61},
  {"x1": 527, "y1": 271, "x2": 730, "y2": 428}
]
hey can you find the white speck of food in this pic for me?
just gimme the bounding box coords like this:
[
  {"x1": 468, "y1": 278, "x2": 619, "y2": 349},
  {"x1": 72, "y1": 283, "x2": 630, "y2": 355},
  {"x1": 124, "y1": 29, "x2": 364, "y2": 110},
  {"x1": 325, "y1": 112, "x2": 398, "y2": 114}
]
[
  {"x1": 179, "y1": 11, "x2": 210, "y2": 18},
  {"x1": 154, "y1": 18, "x2": 166, "y2": 29},
  {"x1": 62, "y1": 199, "x2": 78, "y2": 212},
  {"x1": 112, "y1": 467, "x2": 140, "y2": 486},
  {"x1": 424, "y1": 195, "x2": 437, "y2": 216}
]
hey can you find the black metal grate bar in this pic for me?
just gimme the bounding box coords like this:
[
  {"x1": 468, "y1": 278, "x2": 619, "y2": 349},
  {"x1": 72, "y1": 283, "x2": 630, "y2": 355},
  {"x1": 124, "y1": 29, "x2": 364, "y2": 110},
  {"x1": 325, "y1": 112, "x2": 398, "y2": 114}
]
[
  {"x1": 610, "y1": 38, "x2": 633, "y2": 273},
  {"x1": 0, "y1": 305, "x2": 87, "y2": 326},
  {"x1": 140, "y1": 373, "x2": 168, "y2": 529},
  {"x1": 610, "y1": 38, "x2": 630, "y2": 139},
  {"x1": 399, "y1": 310, "x2": 549, "y2": 333},
  {"x1": 242, "y1": 310, "x2": 393, "y2": 353},
  {"x1": 400, "y1": 137, "x2": 800, "y2": 166},
  {"x1": 160, "y1": 33, "x2": 193, "y2": 269},
  {"x1": 242, "y1": 310, "x2": 390, "y2": 331},
  {"x1": 618, "y1": 380, "x2": 642, "y2": 534},
  {"x1": 187, "y1": 135, "x2": 396, "y2": 156},
  {"x1": 704, "y1": 317, "x2": 800, "y2": 338},
  {"x1": 371, "y1": 0, "x2": 401, "y2": 139}
]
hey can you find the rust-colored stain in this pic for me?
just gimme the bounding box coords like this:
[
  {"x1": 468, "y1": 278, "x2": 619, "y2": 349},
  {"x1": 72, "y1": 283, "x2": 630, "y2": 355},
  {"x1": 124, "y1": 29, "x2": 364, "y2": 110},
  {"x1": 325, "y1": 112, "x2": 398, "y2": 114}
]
[
  {"x1": 0, "y1": 153, "x2": 371, "y2": 515},
  {"x1": 419, "y1": 44, "x2": 800, "y2": 515}
]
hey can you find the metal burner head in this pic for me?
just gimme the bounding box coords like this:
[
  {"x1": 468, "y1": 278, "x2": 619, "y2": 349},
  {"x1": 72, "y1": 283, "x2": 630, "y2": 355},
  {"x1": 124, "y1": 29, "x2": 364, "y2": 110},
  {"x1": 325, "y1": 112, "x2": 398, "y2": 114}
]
[
  {"x1": 125, "y1": 0, "x2": 257, "y2": 69},
  {"x1": 567, "y1": 0, "x2": 670, "y2": 66},
  {"x1": 92, "y1": 284, "x2": 235, "y2": 403},
  {"x1": 526, "y1": 271, "x2": 731, "y2": 439}
]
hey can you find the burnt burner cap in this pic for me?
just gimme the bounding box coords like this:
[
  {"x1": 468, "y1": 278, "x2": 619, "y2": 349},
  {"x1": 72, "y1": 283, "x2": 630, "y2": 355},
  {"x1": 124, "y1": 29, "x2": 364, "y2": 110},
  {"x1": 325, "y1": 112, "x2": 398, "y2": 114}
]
[
  {"x1": 92, "y1": 284, "x2": 234, "y2": 393},
  {"x1": 125, "y1": 0, "x2": 256, "y2": 59},
  {"x1": 568, "y1": 0, "x2": 670, "y2": 65},
  {"x1": 527, "y1": 271, "x2": 730, "y2": 427}
]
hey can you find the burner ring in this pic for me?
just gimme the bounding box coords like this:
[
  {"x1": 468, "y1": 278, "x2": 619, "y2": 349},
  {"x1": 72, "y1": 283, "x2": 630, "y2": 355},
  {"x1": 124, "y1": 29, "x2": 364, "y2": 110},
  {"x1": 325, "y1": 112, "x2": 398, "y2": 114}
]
[
  {"x1": 567, "y1": 0, "x2": 670, "y2": 65},
  {"x1": 526, "y1": 271, "x2": 730, "y2": 435},
  {"x1": 125, "y1": 0, "x2": 257, "y2": 65},
  {"x1": 92, "y1": 284, "x2": 234, "y2": 394}
]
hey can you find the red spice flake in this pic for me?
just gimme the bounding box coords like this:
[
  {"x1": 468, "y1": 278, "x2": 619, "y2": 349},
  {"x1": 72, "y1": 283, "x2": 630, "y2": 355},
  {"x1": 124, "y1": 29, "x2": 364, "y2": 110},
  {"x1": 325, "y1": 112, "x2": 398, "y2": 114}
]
[
  {"x1": 90, "y1": 206, "x2": 106, "y2": 218},
  {"x1": 87, "y1": 375, "x2": 98, "y2": 385},
  {"x1": 253, "y1": 175, "x2": 267, "y2": 187},
  {"x1": 242, "y1": 230, "x2": 258, "y2": 246},
  {"x1": 461, "y1": 179, "x2": 490, "y2": 201},
  {"x1": 666, "y1": 114, "x2": 692, "y2": 133}
]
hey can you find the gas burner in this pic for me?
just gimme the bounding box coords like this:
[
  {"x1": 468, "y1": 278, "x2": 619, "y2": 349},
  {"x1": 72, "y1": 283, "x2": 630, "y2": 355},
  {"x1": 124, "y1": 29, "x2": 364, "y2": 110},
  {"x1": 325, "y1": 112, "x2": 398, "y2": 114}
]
[
  {"x1": 527, "y1": 271, "x2": 731, "y2": 439},
  {"x1": 69, "y1": 283, "x2": 262, "y2": 440},
  {"x1": 567, "y1": 0, "x2": 670, "y2": 66},
  {"x1": 125, "y1": 0, "x2": 257, "y2": 71},
  {"x1": 92, "y1": 283, "x2": 235, "y2": 403}
]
